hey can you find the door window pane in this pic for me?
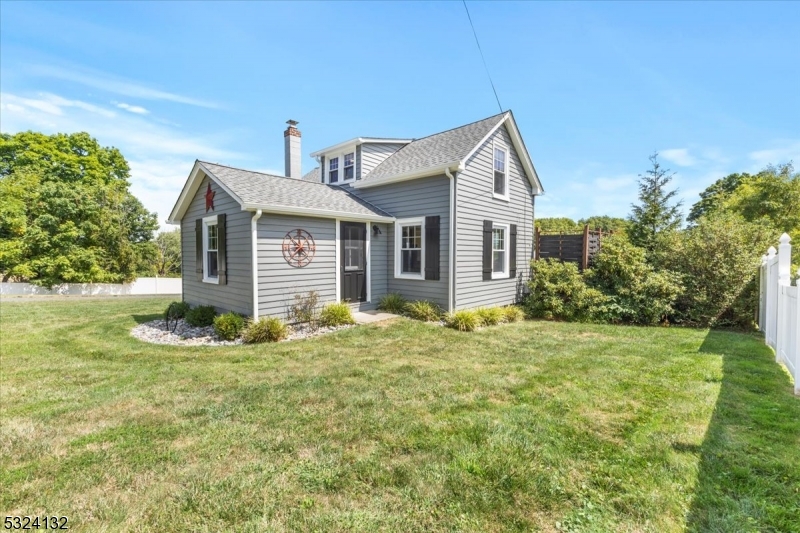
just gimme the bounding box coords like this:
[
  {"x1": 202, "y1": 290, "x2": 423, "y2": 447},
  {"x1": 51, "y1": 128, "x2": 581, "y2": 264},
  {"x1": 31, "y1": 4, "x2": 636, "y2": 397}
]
[{"x1": 344, "y1": 226, "x2": 363, "y2": 271}]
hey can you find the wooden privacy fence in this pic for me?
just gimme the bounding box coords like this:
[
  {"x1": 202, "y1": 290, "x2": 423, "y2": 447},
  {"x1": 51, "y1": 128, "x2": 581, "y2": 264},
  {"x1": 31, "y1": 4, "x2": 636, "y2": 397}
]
[
  {"x1": 759, "y1": 233, "x2": 800, "y2": 395},
  {"x1": 535, "y1": 225, "x2": 611, "y2": 270}
]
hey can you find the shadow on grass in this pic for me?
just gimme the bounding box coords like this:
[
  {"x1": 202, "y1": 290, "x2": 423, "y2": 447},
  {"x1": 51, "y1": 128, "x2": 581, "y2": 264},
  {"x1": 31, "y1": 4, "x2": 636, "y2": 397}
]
[
  {"x1": 132, "y1": 313, "x2": 162, "y2": 325},
  {"x1": 686, "y1": 330, "x2": 800, "y2": 532}
]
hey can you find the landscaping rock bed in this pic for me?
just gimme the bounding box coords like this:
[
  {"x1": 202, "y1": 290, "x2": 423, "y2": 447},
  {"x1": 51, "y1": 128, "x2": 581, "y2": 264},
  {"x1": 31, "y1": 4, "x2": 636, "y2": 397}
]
[{"x1": 131, "y1": 318, "x2": 353, "y2": 346}]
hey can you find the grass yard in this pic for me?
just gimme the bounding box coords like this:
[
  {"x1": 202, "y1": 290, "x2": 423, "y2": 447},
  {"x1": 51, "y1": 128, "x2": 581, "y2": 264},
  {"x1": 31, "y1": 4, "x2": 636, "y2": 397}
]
[{"x1": 1, "y1": 297, "x2": 799, "y2": 532}]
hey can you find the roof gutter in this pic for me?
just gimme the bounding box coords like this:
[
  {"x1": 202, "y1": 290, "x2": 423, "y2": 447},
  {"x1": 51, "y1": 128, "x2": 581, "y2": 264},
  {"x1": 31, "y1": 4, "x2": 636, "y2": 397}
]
[
  {"x1": 251, "y1": 209, "x2": 263, "y2": 319},
  {"x1": 445, "y1": 167, "x2": 456, "y2": 313},
  {"x1": 241, "y1": 204, "x2": 394, "y2": 223}
]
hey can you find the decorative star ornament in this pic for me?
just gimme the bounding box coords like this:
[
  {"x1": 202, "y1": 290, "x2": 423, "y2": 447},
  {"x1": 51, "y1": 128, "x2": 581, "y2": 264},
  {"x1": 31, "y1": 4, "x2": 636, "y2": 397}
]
[{"x1": 205, "y1": 184, "x2": 216, "y2": 212}]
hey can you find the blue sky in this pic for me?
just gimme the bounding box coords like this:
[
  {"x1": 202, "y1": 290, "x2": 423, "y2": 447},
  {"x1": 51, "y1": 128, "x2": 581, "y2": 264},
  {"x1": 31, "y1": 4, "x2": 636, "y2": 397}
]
[{"x1": 2, "y1": 1, "x2": 798, "y2": 229}]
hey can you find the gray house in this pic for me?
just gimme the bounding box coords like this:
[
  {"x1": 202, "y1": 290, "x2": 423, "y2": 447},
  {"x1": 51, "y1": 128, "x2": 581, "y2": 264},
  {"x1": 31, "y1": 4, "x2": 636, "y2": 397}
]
[{"x1": 167, "y1": 111, "x2": 544, "y2": 318}]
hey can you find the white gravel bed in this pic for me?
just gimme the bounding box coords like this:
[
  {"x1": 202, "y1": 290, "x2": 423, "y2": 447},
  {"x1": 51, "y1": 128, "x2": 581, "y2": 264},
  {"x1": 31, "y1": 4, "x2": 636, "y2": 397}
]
[{"x1": 131, "y1": 318, "x2": 353, "y2": 346}]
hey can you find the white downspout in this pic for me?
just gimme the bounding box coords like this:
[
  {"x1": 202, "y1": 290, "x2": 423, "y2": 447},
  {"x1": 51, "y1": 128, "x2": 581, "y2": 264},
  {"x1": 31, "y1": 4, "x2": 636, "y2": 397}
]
[
  {"x1": 251, "y1": 209, "x2": 263, "y2": 319},
  {"x1": 445, "y1": 168, "x2": 456, "y2": 312}
]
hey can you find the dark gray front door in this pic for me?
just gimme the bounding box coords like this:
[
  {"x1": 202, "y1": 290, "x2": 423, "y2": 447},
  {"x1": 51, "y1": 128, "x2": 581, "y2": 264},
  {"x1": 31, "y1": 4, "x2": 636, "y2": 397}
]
[{"x1": 341, "y1": 222, "x2": 367, "y2": 302}]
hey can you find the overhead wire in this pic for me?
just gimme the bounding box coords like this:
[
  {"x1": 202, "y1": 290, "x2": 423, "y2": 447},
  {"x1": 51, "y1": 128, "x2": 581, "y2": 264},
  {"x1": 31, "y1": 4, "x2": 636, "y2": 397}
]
[{"x1": 462, "y1": 0, "x2": 503, "y2": 114}]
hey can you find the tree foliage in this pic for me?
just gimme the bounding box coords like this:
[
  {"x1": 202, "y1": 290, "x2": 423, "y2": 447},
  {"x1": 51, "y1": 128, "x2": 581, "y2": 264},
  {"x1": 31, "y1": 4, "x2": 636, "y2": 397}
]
[
  {"x1": 0, "y1": 131, "x2": 158, "y2": 287},
  {"x1": 578, "y1": 216, "x2": 630, "y2": 233},
  {"x1": 628, "y1": 152, "x2": 683, "y2": 252},
  {"x1": 535, "y1": 217, "x2": 581, "y2": 233},
  {"x1": 153, "y1": 230, "x2": 182, "y2": 277}
]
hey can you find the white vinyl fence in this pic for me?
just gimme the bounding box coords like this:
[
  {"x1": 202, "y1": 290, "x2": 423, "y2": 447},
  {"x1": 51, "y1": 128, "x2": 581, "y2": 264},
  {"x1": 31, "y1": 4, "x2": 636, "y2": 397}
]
[
  {"x1": 759, "y1": 233, "x2": 800, "y2": 395},
  {"x1": 0, "y1": 277, "x2": 182, "y2": 296}
]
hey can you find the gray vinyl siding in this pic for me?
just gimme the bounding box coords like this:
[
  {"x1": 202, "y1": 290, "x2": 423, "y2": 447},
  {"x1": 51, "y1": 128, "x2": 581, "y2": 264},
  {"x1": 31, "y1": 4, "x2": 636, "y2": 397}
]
[
  {"x1": 455, "y1": 124, "x2": 535, "y2": 310},
  {"x1": 180, "y1": 174, "x2": 253, "y2": 316},
  {"x1": 256, "y1": 214, "x2": 337, "y2": 319},
  {"x1": 359, "y1": 143, "x2": 406, "y2": 179},
  {"x1": 350, "y1": 177, "x2": 450, "y2": 309}
]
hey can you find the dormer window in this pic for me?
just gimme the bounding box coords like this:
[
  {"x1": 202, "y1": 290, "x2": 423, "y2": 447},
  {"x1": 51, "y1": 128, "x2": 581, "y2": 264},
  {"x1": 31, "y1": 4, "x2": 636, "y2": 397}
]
[
  {"x1": 329, "y1": 157, "x2": 339, "y2": 183},
  {"x1": 343, "y1": 153, "x2": 355, "y2": 181}
]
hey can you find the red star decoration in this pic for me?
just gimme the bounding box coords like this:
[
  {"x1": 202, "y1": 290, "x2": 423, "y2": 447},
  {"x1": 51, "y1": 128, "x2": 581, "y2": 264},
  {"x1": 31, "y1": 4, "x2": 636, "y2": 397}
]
[{"x1": 204, "y1": 183, "x2": 216, "y2": 212}]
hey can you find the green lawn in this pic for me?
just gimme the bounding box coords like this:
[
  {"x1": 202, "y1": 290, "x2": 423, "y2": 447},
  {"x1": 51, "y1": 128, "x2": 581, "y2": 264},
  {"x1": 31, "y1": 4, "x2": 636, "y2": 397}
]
[{"x1": 1, "y1": 297, "x2": 798, "y2": 532}]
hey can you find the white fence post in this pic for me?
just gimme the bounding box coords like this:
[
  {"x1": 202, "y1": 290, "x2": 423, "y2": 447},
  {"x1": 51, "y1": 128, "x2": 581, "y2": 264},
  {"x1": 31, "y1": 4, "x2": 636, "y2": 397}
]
[
  {"x1": 776, "y1": 234, "x2": 791, "y2": 362},
  {"x1": 795, "y1": 267, "x2": 800, "y2": 395}
]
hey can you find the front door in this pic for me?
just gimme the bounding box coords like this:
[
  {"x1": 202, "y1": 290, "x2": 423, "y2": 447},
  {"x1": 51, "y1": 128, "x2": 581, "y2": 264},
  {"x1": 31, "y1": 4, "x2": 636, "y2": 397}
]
[{"x1": 341, "y1": 222, "x2": 367, "y2": 302}]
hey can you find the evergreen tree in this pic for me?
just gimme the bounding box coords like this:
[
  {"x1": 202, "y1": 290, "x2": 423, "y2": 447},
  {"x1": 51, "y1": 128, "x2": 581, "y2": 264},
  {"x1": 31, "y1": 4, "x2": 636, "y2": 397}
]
[{"x1": 628, "y1": 152, "x2": 683, "y2": 252}]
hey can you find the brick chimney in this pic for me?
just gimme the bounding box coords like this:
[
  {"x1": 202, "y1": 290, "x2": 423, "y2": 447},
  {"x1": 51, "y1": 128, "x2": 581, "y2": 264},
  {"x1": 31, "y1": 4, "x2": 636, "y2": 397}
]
[{"x1": 284, "y1": 119, "x2": 301, "y2": 179}]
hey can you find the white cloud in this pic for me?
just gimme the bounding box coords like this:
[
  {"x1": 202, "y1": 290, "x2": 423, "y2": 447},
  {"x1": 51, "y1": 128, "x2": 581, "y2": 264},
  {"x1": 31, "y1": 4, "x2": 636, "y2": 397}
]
[
  {"x1": 116, "y1": 102, "x2": 149, "y2": 115},
  {"x1": 1, "y1": 91, "x2": 244, "y2": 230},
  {"x1": 660, "y1": 148, "x2": 697, "y2": 167},
  {"x1": 28, "y1": 64, "x2": 219, "y2": 109},
  {"x1": 748, "y1": 141, "x2": 800, "y2": 170}
]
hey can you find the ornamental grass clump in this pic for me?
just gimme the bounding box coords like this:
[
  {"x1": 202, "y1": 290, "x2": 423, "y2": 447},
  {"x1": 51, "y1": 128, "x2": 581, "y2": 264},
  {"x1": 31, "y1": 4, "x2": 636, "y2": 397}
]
[
  {"x1": 444, "y1": 309, "x2": 480, "y2": 332},
  {"x1": 213, "y1": 312, "x2": 245, "y2": 341},
  {"x1": 378, "y1": 292, "x2": 406, "y2": 314},
  {"x1": 319, "y1": 302, "x2": 356, "y2": 327},
  {"x1": 475, "y1": 307, "x2": 505, "y2": 326},
  {"x1": 185, "y1": 305, "x2": 217, "y2": 327},
  {"x1": 503, "y1": 306, "x2": 526, "y2": 323},
  {"x1": 404, "y1": 300, "x2": 442, "y2": 322},
  {"x1": 242, "y1": 317, "x2": 288, "y2": 343}
]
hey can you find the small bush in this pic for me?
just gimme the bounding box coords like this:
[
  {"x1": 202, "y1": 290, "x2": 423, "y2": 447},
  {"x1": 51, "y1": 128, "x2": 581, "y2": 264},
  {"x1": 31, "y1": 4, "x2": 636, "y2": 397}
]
[
  {"x1": 405, "y1": 300, "x2": 442, "y2": 322},
  {"x1": 444, "y1": 310, "x2": 480, "y2": 332},
  {"x1": 503, "y1": 306, "x2": 526, "y2": 323},
  {"x1": 378, "y1": 292, "x2": 407, "y2": 314},
  {"x1": 213, "y1": 312, "x2": 245, "y2": 341},
  {"x1": 242, "y1": 317, "x2": 288, "y2": 343},
  {"x1": 319, "y1": 302, "x2": 356, "y2": 327},
  {"x1": 164, "y1": 301, "x2": 190, "y2": 320},
  {"x1": 475, "y1": 307, "x2": 505, "y2": 326},
  {"x1": 288, "y1": 290, "x2": 320, "y2": 325},
  {"x1": 524, "y1": 259, "x2": 605, "y2": 321},
  {"x1": 185, "y1": 305, "x2": 217, "y2": 327}
]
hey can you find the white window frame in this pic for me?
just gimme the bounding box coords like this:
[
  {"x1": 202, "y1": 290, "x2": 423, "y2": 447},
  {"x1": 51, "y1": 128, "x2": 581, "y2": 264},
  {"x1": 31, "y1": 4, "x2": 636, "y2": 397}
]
[
  {"x1": 492, "y1": 141, "x2": 510, "y2": 201},
  {"x1": 394, "y1": 217, "x2": 425, "y2": 280},
  {"x1": 491, "y1": 223, "x2": 509, "y2": 279},
  {"x1": 202, "y1": 214, "x2": 219, "y2": 284},
  {"x1": 324, "y1": 147, "x2": 357, "y2": 184}
]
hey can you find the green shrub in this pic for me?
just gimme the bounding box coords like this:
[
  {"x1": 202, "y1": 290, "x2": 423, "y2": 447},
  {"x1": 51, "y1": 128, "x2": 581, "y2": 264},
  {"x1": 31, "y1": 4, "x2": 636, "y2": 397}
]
[
  {"x1": 164, "y1": 301, "x2": 190, "y2": 320},
  {"x1": 378, "y1": 292, "x2": 407, "y2": 314},
  {"x1": 475, "y1": 307, "x2": 505, "y2": 326},
  {"x1": 502, "y1": 306, "x2": 526, "y2": 323},
  {"x1": 213, "y1": 312, "x2": 245, "y2": 341},
  {"x1": 586, "y1": 235, "x2": 682, "y2": 325},
  {"x1": 444, "y1": 310, "x2": 480, "y2": 332},
  {"x1": 524, "y1": 259, "x2": 605, "y2": 321},
  {"x1": 404, "y1": 300, "x2": 442, "y2": 322},
  {"x1": 242, "y1": 317, "x2": 288, "y2": 343},
  {"x1": 319, "y1": 302, "x2": 356, "y2": 327},
  {"x1": 185, "y1": 305, "x2": 217, "y2": 327}
]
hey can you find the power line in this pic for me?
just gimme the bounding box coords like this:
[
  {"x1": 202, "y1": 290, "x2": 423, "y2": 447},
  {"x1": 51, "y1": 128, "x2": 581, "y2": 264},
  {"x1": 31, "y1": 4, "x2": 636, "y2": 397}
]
[{"x1": 462, "y1": 0, "x2": 503, "y2": 114}]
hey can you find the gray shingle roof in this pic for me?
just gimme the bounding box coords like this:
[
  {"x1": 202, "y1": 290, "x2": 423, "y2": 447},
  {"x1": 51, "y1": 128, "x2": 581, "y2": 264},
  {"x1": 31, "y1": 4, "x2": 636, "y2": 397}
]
[
  {"x1": 301, "y1": 167, "x2": 320, "y2": 182},
  {"x1": 361, "y1": 113, "x2": 506, "y2": 183},
  {"x1": 199, "y1": 162, "x2": 392, "y2": 218}
]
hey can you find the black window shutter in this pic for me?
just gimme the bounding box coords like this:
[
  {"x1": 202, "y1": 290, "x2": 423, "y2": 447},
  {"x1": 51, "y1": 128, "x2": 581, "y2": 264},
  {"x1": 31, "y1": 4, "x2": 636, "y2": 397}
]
[
  {"x1": 195, "y1": 219, "x2": 203, "y2": 281},
  {"x1": 217, "y1": 213, "x2": 227, "y2": 285},
  {"x1": 424, "y1": 215, "x2": 440, "y2": 281},
  {"x1": 482, "y1": 220, "x2": 493, "y2": 281},
  {"x1": 509, "y1": 224, "x2": 517, "y2": 279}
]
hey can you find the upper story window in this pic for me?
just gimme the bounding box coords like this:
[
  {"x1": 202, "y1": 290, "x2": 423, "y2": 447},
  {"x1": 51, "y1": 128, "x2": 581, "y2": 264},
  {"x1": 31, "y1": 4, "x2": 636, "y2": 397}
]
[
  {"x1": 329, "y1": 157, "x2": 339, "y2": 183},
  {"x1": 344, "y1": 153, "x2": 355, "y2": 181},
  {"x1": 325, "y1": 151, "x2": 356, "y2": 184},
  {"x1": 493, "y1": 144, "x2": 509, "y2": 200}
]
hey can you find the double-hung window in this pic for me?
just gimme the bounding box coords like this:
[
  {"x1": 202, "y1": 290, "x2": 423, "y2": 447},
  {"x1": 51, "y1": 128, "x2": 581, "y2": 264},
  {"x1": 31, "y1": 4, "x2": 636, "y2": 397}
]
[
  {"x1": 343, "y1": 152, "x2": 355, "y2": 181},
  {"x1": 493, "y1": 144, "x2": 509, "y2": 200},
  {"x1": 203, "y1": 215, "x2": 219, "y2": 283},
  {"x1": 395, "y1": 217, "x2": 424, "y2": 279},
  {"x1": 491, "y1": 223, "x2": 509, "y2": 279},
  {"x1": 328, "y1": 157, "x2": 339, "y2": 183}
]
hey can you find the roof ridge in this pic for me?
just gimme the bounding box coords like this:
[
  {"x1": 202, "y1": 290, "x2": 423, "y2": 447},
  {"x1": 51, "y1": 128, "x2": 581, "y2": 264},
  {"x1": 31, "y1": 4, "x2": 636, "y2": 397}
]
[
  {"x1": 399, "y1": 111, "x2": 507, "y2": 145},
  {"x1": 200, "y1": 160, "x2": 330, "y2": 188}
]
